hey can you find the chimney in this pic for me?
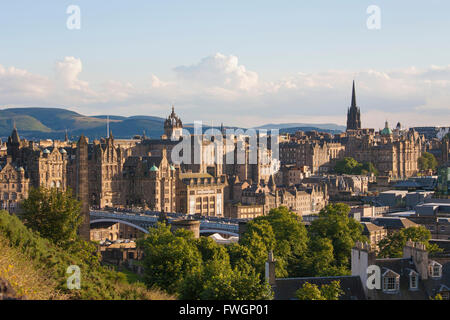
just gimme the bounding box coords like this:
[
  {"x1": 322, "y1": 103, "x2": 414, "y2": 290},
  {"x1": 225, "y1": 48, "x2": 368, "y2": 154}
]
[
  {"x1": 351, "y1": 241, "x2": 375, "y2": 297},
  {"x1": 403, "y1": 241, "x2": 429, "y2": 280},
  {"x1": 265, "y1": 251, "x2": 276, "y2": 287}
]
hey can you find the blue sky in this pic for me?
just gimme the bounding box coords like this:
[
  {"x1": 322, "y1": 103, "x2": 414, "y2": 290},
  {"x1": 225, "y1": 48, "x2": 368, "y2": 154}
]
[{"x1": 0, "y1": 1, "x2": 449, "y2": 128}]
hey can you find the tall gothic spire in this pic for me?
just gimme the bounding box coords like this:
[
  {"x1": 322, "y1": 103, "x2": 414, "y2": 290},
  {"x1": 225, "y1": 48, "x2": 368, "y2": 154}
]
[
  {"x1": 351, "y1": 80, "x2": 357, "y2": 108},
  {"x1": 346, "y1": 80, "x2": 362, "y2": 131}
]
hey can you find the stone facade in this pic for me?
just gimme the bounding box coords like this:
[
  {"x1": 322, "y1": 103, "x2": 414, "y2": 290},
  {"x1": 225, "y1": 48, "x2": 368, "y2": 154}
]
[{"x1": 279, "y1": 82, "x2": 424, "y2": 179}]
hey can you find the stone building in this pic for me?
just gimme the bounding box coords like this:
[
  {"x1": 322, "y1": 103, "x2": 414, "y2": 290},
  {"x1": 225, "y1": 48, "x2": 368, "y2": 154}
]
[
  {"x1": 0, "y1": 157, "x2": 29, "y2": 213},
  {"x1": 176, "y1": 172, "x2": 226, "y2": 216},
  {"x1": 352, "y1": 241, "x2": 450, "y2": 300},
  {"x1": 241, "y1": 179, "x2": 327, "y2": 216},
  {"x1": 279, "y1": 81, "x2": 424, "y2": 179}
]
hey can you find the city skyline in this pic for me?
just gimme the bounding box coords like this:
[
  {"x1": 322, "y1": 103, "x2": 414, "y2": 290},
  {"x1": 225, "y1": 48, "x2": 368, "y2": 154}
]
[{"x1": 0, "y1": 2, "x2": 449, "y2": 129}]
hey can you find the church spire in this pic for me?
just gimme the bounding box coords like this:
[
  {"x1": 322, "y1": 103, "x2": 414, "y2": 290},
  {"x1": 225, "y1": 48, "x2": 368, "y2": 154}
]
[
  {"x1": 351, "y1": 80, "x2": 357, "y2": 108},
  {"x1": 346, "y1": 80, "x2": 361, "y2": 131}
]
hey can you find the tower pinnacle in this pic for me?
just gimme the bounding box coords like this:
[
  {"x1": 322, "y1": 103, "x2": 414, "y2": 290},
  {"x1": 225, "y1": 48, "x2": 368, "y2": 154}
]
[{"x1": 346, "y1": 80, "x2": 362, "y2": 131}]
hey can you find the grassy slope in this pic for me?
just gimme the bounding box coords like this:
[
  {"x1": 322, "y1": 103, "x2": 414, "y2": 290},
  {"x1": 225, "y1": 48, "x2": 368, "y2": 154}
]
[{"x1": 0, "y1": 211, "x2": 174, "y2": 300}]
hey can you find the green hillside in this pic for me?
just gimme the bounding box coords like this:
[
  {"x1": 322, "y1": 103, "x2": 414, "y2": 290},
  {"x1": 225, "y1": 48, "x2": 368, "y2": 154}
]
[
  {"x1": 0, "y1": 108, "x2": 166, "y2": 140},
  {"x1": 0, "y1": 211, "x2": 174, "y2": 300}
]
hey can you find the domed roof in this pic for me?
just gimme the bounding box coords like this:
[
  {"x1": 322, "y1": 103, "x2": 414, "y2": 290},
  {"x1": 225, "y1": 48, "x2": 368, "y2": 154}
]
[
  {"x1": 60, "y1": 148, "x2": 67, "y2": 154},
  {"x1": 18, "y1": 167, "x2": 24, "y2": 172},
  {"x1": 380, "y1": 127, "x2": 392, "y2": 135},
  {"x1": 380, "y1": 121, "x2": 392, "y2": 136},
  {"x1": 43, "y1": 149, "x2": 50, "y2": 154},
  {"x1": 170, "y1": 165, "x2": 176, "y2": 171},
  {"x1": 150, "y1": 164, "x2": 159, "y2": 172}
]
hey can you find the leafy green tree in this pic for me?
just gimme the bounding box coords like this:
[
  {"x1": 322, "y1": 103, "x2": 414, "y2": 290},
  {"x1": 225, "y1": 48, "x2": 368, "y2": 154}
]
[
  {"x1": 180, "y1": 258, "x2": 272, "y2": 300},
  {"x1": 418, "y1": 152, "x2": 438, "y2": 171},
  {"x1": 378, "y1": 226, "x2": 442, "y2": 258},
  {"x1": 308, "y1": 204, "x2": 366, "y2": 269},
  {"x1": 21, "y1": 187, "x2": 83, "y2": 245},
  {"x1": 295, "y1": 280, "x2": 343, "y2": 300},
  {"x1": 335, "y1": 157, "x2": 378, "y2": 175},
  {"x1": 296, "y1": 237, "x2": 335, "y2": 277},
  {"x1": 139, "y1": 223, "x2": 273, "y2": 299},
  {"x1": 239, "y1": 218, "x2": 276, "y2": 276},
  {"x1": 226, "y1": 243, "x2": 255, "y2": 274},
  {"x1": 240, "y1": 206, "x2": 309, "y2": 277},
  {"x1": 335, "y1": 157, "x2": 360, "y2": 174},
  {"x1": 137, "y1": 223, "x2": 202, "y2": 294}
]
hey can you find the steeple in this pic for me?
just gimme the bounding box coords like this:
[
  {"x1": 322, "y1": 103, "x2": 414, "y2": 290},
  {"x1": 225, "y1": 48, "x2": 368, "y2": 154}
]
[
  {"x1": 351, "y1": 80, "x2": 357, "y2": 108},
  {"x1": 11, "y1": 125, "x2": 20, "y2": 144},
  {"x1": 346, "y1": 80, "x2": 362, "y2": 131}
]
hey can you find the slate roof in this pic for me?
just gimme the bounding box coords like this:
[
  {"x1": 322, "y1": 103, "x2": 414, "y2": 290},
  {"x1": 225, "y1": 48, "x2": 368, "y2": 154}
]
[
  {"x1": 362, "y1": 217, "x2": 418, "y2": 230},
  {"x1": 367, "y1": 258, "x2": 428, "y2": 300},
  {"x1": 361, "y1": 222, "x2": 385, "y2": 233}
]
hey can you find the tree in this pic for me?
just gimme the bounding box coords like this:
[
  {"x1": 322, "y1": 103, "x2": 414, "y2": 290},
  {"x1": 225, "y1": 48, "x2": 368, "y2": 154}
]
[
  {"x1": 308, "y1": 204, "x2": 366, "y2": 269},
  {"x1": 418, "y1": 152, "x2": 438, "y2": 171},
  {"x1": 137, "y1": 223, "x2": 203, "y2": 294},
  {"x1": 239, "y1": 218, "x2": 277, "y2": 276},
  {"x1": 296, "y1": 237, "x2": 336, "y2": 277},
  {"x1": 335, "y1": 157, "x2": 360, "y2": 174},
  {"x1": 334, "y1": 157, "x2": 378, "y2": 175},
  {"x1": 378, "y1": 226, "x2": 442, "y2": 258},
  {"x1": 240, "y1": 206, "x2": 309, "y2": 278},
  {"x1": 21, "y1": 187, "x2": 83, "y2": 245},
  {"x1": 295, "y1": 280, "x2": 344, "y2": 300},
  {"x1": 138, "y1": 223, "x2": 273, "y2": 299}
]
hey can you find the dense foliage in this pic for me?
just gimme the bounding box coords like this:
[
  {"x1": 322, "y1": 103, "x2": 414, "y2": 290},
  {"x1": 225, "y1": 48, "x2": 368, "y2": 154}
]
[
  {"x1": 138, "y1": 223, "x2": 272, "y2": 299},
  {"x1": 378, "y1": 226, "x2": 442, "y2": 258},
  {"x1": 21, "y1": 187, "x2": 83, "y2": 245},
  {"x1": 295, "y1": 280, "x2": 344, "y2": 300},
  {"x1": 0, "y1": 210, "x2": 172, "y2": 299},
  {"x1": 418, "y1": 152, "x2": 438, "y2": 171},
  {"x1": 334, "y1": 157, "x2": 378, "y2": 175},
  {"x1": 138, "y1": 204, "x2": 365, "y2": 300}
]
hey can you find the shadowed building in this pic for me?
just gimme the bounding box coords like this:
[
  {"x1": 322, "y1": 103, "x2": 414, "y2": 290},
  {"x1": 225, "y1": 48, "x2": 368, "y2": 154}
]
[{"x1": 346, "y1": 81, "x2": 362, "y2": 131}]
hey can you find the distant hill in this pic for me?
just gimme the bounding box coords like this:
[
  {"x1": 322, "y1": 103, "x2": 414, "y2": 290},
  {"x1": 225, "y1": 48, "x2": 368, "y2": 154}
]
[
  {"x1": 0, "y1": 107, "x2": 345, "y2": 141},
  {"x1": 277, "y1": 126, "x2": 342, "y2": 135},
  {"x1": 255, "y1": 123, "x2": 345, "y2": 132},
  {"x1": 0, "y1": 108, "x2": 166, "y2": 140}
]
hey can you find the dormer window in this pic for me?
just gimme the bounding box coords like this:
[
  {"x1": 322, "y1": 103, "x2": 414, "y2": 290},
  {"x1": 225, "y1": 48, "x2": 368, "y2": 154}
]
[
  {"x1": 409, "y1": 270, "x2": 419, "y2": 290},
  {"x1": 429, "y1": 261, "x2": 442, "y2": 278},
  {"x1": 382, "y1": 270, "x2": 400, "y2": 293}
]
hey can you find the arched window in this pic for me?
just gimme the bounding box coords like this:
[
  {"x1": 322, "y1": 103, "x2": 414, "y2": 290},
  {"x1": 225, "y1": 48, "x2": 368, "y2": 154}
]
[
  {"x1": 409, "y1": 270, "x2": 419, "y2": 290},
  {"x1": 429, "y1": 261, "x2": 442, "y2": 278}
]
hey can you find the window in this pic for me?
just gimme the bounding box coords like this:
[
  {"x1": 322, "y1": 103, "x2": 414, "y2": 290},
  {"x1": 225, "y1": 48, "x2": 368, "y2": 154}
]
[
  {"x1": 410, "y1": 273, "x2": 418, "y2": 290},
  {"x1": 429, "y1": 261, "x2": 442, "y2": 278},
  {"x1": 383, "y1": 275, "x2": 399, "y2": 292}
]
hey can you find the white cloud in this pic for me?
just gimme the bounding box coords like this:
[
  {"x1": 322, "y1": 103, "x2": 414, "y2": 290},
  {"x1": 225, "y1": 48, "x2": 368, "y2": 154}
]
[
  {"x1": 0, "y1": 54, "x2": 450, "y2": 129},
  {"x1": 174, "y1": 53, "x2": 259, "y2": 91}
]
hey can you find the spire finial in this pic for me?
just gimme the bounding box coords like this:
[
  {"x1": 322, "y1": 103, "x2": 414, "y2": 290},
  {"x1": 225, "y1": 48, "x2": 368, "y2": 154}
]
[{"x1": 351, "y1": 80, "x2": 356, "y2": 108}]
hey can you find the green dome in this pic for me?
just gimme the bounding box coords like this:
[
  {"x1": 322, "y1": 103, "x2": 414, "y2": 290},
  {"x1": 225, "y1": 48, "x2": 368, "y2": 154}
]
[
  {"x1": 150, "y1": 165, "x2": 159, "y2": 172},
  {"x1": 170, "y1": 165, "x2": 176, "y2": 171},
  {"x1": 380, "y1": 127, "x2": 392, "y2": 135},
  {"x1": 380, "y1": 121, "x2": 392, "y2": 135}
]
